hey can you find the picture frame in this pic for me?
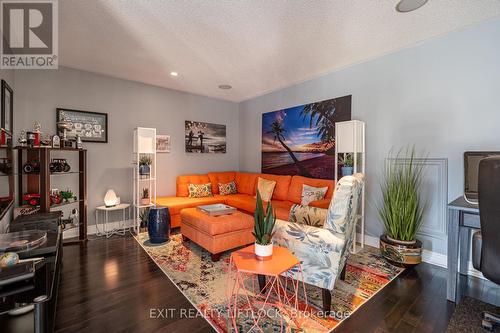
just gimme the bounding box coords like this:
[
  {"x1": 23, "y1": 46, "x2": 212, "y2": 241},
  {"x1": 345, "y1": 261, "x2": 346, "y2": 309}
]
[
  {"x1": 185, "y1": 120, "x2": 226, "y2": 154},
  {"x1": 1, "y1": 80, "x2": 13, "y2": 136},
  {"x1": 56, "y1": 108, "x2": 108, "y2": 143},
  {"x1": 156, "y1": 134, "x2": 171, "y2": 153},
  {"x1": 261, "y1": 95, "x2": 351, "y2": 179}
]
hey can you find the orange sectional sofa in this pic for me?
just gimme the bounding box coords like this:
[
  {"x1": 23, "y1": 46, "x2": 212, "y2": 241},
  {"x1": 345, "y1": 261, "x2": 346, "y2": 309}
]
[{"x1": 155, "y1": 171, "x2": 335, "y2": 228}]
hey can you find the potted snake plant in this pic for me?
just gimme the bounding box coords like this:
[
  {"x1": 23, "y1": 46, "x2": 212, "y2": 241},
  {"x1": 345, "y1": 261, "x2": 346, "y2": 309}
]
[
  {"x1": 378, "y1": 147, "x2": 426, "y2": 266},
  {"x1": 253, "y1": 189, "x2": 276, "y2": 260}
]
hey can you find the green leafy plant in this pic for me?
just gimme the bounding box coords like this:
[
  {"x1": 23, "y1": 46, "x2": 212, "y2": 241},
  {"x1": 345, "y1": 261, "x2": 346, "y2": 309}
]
[
  {"x1": 60, "y1": 190, "x2": 76, "y2": 202},
  {"x1": 139, "y1": 208, "x2": 150, "y2": 228},
  {"x1": 252, "y1": 190, "x2": 276, "y2": 245},
  {"x1": 339, "y1": 153, "x2": 354, "y2": 167},
  {"x1": 142, "y1": 188, "x2": 149, "y2": 199},
  {"x1": 139, "y1": 155, "x2": 152, "y2": 166},
  {"x1": 378, "y1": 147, "x2": 426, "y2": 242}
]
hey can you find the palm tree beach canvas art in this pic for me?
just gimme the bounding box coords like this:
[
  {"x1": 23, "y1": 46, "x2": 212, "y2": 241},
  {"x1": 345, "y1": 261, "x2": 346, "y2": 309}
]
[{"x1": 261, "y1": 95, "x2": 351, "y2": 179}]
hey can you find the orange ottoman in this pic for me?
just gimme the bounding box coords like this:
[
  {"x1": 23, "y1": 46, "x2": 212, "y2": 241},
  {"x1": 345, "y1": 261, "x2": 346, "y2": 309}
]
[{"x1": 180, "y1": 208, "x2": 255, "y2": 261}]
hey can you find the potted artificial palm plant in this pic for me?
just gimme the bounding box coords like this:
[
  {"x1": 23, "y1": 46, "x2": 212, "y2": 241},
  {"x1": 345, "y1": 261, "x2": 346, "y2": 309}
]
[
  {"x1": 253, "y1": 190, "x2": 276, "y2": 260},
  {"x1": 378, "y1": 147, "x2": 426, "y2": 266}
]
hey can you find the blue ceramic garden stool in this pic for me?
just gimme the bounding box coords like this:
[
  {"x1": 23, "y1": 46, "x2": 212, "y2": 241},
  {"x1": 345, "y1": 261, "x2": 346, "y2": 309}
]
[{"x1": 148, "y1": 207, "x2": 171, "y2": 244}]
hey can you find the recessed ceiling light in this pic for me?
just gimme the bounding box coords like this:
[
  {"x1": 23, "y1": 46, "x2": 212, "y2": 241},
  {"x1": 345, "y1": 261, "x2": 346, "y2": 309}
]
[
  {"x1": 170, "y1": 71, "x2": 178, "y2": 77},
  {"x1": 218, "y1": 84, "x2": 232, "y2": 90},
  {"x1": 396, "y1": 0, "x2": 428, "y2": 13}
]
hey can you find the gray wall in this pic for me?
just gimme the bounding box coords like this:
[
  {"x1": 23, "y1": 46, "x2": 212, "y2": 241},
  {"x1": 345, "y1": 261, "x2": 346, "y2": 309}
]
[
  {"x1": 13, "y1": 67, "x2": 239, "y2": 226},
  {"x1": 239, "y1": 18, "x2": 500, "y2": 255}
]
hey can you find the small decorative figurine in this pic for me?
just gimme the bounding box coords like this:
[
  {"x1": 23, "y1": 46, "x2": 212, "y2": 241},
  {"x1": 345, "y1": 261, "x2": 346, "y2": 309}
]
[
  {"x1": 33, "y1": 121, "x2": 41, "y2": 133},
  {"x1": 76, "y1": 135, "x2": 83, "y2": 149},
  {"x1": 26, "y1": 131, "x2": 36, "y2": 147},
  {"x1": 57, "y1": 112, "x2": 73, "y2": 147},
  {"x1": 52, "y1": 135, "x2": 60, "y2": 148},
  {"x1": 41, "y1": 133, "x2": 51, "y2": 146},
  {"x1": 18, "y1": 130, "x2": 27, "y2": 146},
  {"x1": 69, "y1": 208, "x2": 79, "y2": 227},
  {"x1": 32, "y1": 121, "x2": 41, "y2": 146}
]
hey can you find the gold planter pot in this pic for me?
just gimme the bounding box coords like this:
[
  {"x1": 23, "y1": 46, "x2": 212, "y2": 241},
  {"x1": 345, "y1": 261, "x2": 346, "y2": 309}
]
[{"x1": 379, "y1": 234, "x2": 422, "y2": 266}]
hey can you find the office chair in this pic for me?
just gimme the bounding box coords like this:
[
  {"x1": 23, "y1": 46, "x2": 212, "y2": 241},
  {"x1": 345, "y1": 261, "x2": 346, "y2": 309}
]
[{"x1": 472, "y1": 156, "x2": 500, "y2": 331}]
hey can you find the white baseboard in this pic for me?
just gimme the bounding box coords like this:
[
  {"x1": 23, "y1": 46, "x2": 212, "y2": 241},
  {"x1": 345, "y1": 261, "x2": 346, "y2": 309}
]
[
  {"x1": 62, "y1": 219, "x2": 136, "y2": 239},
  {"x1": 421, "y1": 249, "x2": 447, "y2": 268},
  {"x1": 358, "y1": 233, "x2": 485, "y2": 280}
]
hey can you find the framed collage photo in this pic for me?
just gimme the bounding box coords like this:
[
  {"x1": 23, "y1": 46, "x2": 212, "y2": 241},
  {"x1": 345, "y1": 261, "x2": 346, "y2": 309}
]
[{"x1": 57, "y1": 108, "x2": 108, "y2": 143}]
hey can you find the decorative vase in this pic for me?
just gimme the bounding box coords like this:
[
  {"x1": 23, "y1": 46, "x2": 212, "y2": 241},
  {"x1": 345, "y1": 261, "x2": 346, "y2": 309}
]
[
  {"x1": 379, "y1": 234, "x2": 422, "y2": 266},
  {"x1": 341, "y1": 166, "x2": 354, "y2": 176},
  {"x1": 254, "y1": 242, "x2": 273, "y2": 260},
  {"x1": 139, "y1": 164, "x2": 150, "y2": 175},
  {"x1": 148, "y1": 207, "x2": 171, "y2": 244},
  {"x1": 141, "y1": 198, "x2": 150, "y2": 205}
]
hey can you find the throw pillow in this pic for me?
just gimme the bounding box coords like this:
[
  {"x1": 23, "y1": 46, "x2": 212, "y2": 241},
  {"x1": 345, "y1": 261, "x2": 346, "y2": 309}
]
[
  {"x1": 218, "y1": 181, "x2": 237, "y2": 195},
  {"x1": 188, "y1": 183, "x2": 213, "y2": 198},
  {"x1": 256, "y1": 177, "x2": 276, "y2": 202},
  {"x1": 289, "y1": 204, "x2": 328, "y2": 228},
  {"x1": 301, "y1": 184, "x2": 328, "y2": 206}
]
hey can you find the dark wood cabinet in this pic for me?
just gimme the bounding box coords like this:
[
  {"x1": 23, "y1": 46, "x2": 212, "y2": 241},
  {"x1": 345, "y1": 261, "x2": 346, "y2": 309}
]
[{"x1": 16, "y1": 147, "x2": 87, "y2": 243}]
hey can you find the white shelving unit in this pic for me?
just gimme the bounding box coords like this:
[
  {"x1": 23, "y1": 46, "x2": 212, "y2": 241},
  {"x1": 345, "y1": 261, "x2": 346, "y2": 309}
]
[
  {"x1": 133, "y1": 127, "x2": 157, "y2": 234},
  {"x1": 335, "y1": 120, "x2": 365, "y2": 253}
]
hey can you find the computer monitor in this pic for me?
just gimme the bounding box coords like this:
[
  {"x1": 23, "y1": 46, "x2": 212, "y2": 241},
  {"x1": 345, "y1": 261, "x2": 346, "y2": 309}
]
[{"x1": 464, "y1": 151, "x2": 500, "y2": 204}]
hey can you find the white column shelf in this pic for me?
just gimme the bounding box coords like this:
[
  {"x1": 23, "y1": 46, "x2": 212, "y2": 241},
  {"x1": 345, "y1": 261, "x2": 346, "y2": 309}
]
[
  {"x1": 133, "y1": 127, "x2": 157, "y2": 234},
  {"x1": 335, "y1": 120, "x2": 366, "y2": 253}
]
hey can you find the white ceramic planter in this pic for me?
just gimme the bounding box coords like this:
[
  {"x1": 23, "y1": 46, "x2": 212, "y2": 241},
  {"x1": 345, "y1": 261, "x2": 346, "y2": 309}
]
[
  {"x1": 254, "y1": 242, "x2": 273, "y2": 260},
  {"x1": 141, "y1": 198, "x2": 150, "y2": 205}
]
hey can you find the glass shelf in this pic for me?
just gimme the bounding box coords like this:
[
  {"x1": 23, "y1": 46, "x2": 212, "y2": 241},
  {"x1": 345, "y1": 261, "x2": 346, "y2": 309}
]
[
  {"x1": 50, "y1": 199, "x2": 82, "y2": 209},
  {"x1": 13, "y1": 171, "x2": 83, "y2": 176},
  {"x1": 135, "y1": 177, "x2": 156, "y2": 181},
  {"x1": 50, "y1": 171, "x2": 82, "y2": 176},
  {"x1": 20, "y1": 199, "x2": 82, "y2": 211},
  {"x1": 134, "y1": 203, "x2": 154, "y2": 209}
]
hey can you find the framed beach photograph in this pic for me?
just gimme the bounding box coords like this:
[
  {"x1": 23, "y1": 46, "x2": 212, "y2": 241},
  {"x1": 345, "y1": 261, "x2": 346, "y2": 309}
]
[
  {"x1": 156, "y1": 135, "x2": 171, "y2": 153},
  {"x1": 57, "y1": 108, "x2": 108, "y2": 143},
  {"x1": 185, "y1": 120, "x2": 226, "y2": 153},
  {"x1": 261, "y1": 95, "x2": 351, "y2": 179},
  {"x1": 1, "y1": 80, "x2": 13, "y2": 136}
]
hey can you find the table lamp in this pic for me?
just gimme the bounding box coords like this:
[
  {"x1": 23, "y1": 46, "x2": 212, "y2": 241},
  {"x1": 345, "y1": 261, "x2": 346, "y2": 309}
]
[{"x1": 104, "y1": 189, "x2": 119, "y2": 207}]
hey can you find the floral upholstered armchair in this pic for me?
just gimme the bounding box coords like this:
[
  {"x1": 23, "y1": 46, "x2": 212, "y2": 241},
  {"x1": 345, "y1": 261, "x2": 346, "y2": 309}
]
[{"x1": 273, "y1": 173, "x2": 365, "y2": 311}]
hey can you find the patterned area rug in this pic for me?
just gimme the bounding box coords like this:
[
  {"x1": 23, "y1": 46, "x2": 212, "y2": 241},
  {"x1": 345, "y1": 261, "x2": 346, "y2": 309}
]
[{"x1": 136, "y1": 233, "x2": 403, "y2": 332}]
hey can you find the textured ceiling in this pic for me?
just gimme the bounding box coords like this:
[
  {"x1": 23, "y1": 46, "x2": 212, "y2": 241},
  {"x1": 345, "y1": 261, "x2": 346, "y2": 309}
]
[{"x1": 59, "y1": 1, "x2": 500, "y2": 102}]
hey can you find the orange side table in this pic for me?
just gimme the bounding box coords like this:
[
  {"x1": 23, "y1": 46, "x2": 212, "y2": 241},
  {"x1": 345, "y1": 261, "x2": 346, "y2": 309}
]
[{"x1": 227, "y1": 245, "x2": 308, "y2": 333}]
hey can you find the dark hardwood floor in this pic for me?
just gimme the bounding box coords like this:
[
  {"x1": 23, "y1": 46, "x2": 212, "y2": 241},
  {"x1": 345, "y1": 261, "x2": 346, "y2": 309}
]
[
  {"x1": 56, "y1": 235, "x2": 495, "y2": 333},
  {"x1": 55, "y1": 234, "x2": 214, "y2": 333},
  {"x1": 336, "y1": 258, "x2": 454, "y2": 333}
]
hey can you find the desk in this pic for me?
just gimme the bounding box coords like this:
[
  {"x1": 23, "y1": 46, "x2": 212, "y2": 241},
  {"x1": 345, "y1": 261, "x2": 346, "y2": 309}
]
[{"x1": 447, "y1": 196, "x2": 480, "y2": 303}]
